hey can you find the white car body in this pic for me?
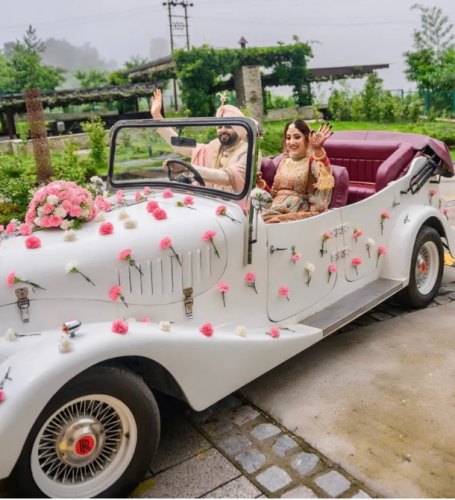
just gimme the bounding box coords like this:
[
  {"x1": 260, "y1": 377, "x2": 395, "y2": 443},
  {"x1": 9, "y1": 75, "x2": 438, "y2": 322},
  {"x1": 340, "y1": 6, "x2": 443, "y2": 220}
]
[{"x1": 1, "y1": 117, "x2": 454, "y2": 489}]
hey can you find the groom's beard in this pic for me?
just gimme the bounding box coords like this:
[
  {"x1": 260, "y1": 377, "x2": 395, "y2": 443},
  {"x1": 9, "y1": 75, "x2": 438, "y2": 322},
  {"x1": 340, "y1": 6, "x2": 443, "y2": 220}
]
[{"x1": 218, "y1": 131, "x2": 239, "y2": 146}]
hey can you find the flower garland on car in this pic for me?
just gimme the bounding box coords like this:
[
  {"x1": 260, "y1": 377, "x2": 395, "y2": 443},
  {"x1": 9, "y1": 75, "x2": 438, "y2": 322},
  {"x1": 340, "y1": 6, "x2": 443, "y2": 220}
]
[{"x1": 26, "y1": 181, "x2": 96, "y2": 230}]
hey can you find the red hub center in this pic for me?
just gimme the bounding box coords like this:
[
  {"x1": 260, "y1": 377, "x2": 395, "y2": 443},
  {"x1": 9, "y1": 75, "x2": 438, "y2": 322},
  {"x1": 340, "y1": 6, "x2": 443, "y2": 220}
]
[
  {"x1": 420, "y1": 262, "x2": 427, "y2": 273},
  {"x1": 75, "y1": 435, "x2": 96, "y2": 456}
]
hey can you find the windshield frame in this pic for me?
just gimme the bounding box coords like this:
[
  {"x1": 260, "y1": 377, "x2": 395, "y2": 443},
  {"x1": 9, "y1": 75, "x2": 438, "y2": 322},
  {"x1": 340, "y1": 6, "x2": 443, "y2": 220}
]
[{"x1": 107, "y1": 117, "x2": 256, "y2": 201}]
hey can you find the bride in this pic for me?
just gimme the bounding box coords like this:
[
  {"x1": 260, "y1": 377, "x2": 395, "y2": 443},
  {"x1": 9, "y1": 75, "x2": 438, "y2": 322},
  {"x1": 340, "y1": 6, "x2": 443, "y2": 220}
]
[{"x1": 260, "y1": 121, "x2": 334, "y2": 224}]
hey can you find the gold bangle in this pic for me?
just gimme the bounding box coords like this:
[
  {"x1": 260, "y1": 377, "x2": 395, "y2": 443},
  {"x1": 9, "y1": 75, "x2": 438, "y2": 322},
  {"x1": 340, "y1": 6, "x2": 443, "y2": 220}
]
[{"x1": 312, "y1": 150, "x2": 326, "y2": 161}]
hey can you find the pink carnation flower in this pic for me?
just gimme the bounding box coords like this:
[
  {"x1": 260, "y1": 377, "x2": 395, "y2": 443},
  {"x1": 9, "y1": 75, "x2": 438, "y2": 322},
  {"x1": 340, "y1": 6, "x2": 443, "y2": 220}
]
[
  {"x1": 381, "y1": 211, "x2": 390, "y2": 219},
  {"x1": 118, "y1": 249, "x2": 132, "y2": 260},
  {"x1": 354, "y1": 229, "x2": 364, "y2": 239},
  {"x1": 0, "y1": 225, "x2": 4, "y2": 233},
  {"x1": 159, "y1": 237, "x2": 172, "y2": 250},
  {"x1": 112, "y1": 319, "x2": 128, "y2": 335},
  {"x1": 146, "y1": 201, "x2": 159, "y2": 213},
  {"x1": 34, "y1": 190, "x2": 46, "y2": 203},
  {"x1": 109, "y1": 285, "x2": 122, "y2": 301},
  {"x1": 103, "y1": 201, "x2": 112, "y2": 212},
  {"x1": 99, "y1": 222, "x2": 114, "y2": 235},
  {"x1": 95, "y1": 195, "x2": 105, "y2": 209},
  {"x1": 217, "y1": 282, "x2": 230, "y2": 292},
  {"x1": 5, "y1": 222, "x2": 16, "y2": 235},
  {"x1": 153, "y1": 208, "x2": 167, "y2": 220},
  {"x1": 70, "y1": 205, "x2": 82, "y2": 218},
  {"x1": 62, "y1": 200, "x2": 73, "y2": 212},
  {"x1": 141, "y1": 317, "x2": 151, "y2": 323},
  {"x1": 0, "y1": 389, "x2": 4, "y2": 403},
  {"x1": 378, "y1": 246, "x2": 387, "y2": 255},
  {"x1": 116, "y1": 190, "x2": 124, "y2": 203},
  {"x1": 352, "y1": 257, "x2": 362, "y2": 266},
  {"x1": 48, "y1": 215, "x2": 62, "y2": 227},
  {"x1": 163, "y1": 189, "x2": 174, "y2": 198},
  {"x1": 329, "y1": 264, "x2": 338, "y2": 273},
  {"x1": 200, "y1": 323, "x2": 214, "y2": 337},
  {"x1": 323, "y1": 231, "x2": 332, "y2": 239},
  {"x1": 42, "y1": 203, "x2": 54, "y2": 215},
  {"x1": 25, "y1": 236, "x2": 41, "y2": 249},
  {"x1": 135, "y1": 191, "x2": 141, "y2": 202},
  {"x1": 429, "y1": 189, "x2": 437, "y2": 196},
  {"x1": 7, "y1": 272, "x2": 16, "y2": 287},
  {"x1": 19, "y1": 224, "x2": 31, "y2": 236},
  {"x1": 144, "y1": 187, "x2": 151, "y2": 195},
  {"x1": 269, "y1": 327, "x2": 280, "y2": 339},
  {"x1": 279, "y1": 286, "x2": 290, "y2": 300},
  {"x1": 216, "y1": 205, "x2": 227, "y2": 216},
  {"x1": 291, "y1": 253, "x2": 302, "y2": 262},
  {"x1": 183, "y1": 196, "x2": 194, "y2": 206},
  {"x1": 203, "y1": 230, "x2": 216, "y2": 241},
  {"x1": 245, "y1": 272, "x2": 256, "y2": 283}
]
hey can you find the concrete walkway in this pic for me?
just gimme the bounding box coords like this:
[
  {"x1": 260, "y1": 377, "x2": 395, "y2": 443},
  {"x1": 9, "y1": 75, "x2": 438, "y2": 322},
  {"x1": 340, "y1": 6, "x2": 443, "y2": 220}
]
[{"x1": 241, "y1": 301, "x2": 455, "y2": 498}]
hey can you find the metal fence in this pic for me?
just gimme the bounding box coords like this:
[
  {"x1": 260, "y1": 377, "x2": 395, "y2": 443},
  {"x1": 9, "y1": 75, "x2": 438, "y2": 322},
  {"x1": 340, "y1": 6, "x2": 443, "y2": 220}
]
[{"x1": 390, "y1": 89, "x2": 455, "y2": 115}]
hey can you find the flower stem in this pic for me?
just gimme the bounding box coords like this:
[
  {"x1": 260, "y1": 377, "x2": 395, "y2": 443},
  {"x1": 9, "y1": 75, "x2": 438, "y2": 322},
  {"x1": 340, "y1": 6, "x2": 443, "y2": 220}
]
[
  {"x1": 367, "y1": 247, "x2": 371, "y2": 258},
  {"x1": 381, "y1": 222, "x2": 384, "y2": 235},
  {"x1": 120, "y1": 295, "x2": 129, "y2": 308},
  {"x1": 355, "y1": 267, "x2": 358, "y2": 276},
  {"x1": 170, "y1": 247, "x2": 182, "y2": 266},
  {"x1": 130, "y1": 260, "x2": 144, "y2": 276},
  {"x1": 227, "y1": 215, "x2": 240, "y2": 223},
  {"x1": 328, "y1": 273, "x2": 331, "y2": 283},
  {"x1": 78, "y1": 270, "x2": 96, "y2": 286},
  {"x1": 24, "y1": 280, "x2": 46, "y2": 291},
  {"x1": 222, "y1": 292, "x2": 226, "y2": 307},
  {"x1": 210, "y1": 239, "x2": 220, "y2": 258}
]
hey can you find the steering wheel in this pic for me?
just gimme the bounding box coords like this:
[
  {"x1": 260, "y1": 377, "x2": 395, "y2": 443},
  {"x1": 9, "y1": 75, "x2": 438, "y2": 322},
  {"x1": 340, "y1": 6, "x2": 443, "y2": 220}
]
[{"x1": 165, "y1": 159, "x2": 206, "y2": 187}]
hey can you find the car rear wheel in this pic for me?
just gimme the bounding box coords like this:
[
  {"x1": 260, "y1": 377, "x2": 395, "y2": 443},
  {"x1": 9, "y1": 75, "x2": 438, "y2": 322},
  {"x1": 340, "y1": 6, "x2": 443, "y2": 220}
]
[
  {"x1": 4, "y1": 365, "x2": 160, "y2": 498},
  {"x1": 397, "y1": 225, "x2": 444, "y2": 309}
]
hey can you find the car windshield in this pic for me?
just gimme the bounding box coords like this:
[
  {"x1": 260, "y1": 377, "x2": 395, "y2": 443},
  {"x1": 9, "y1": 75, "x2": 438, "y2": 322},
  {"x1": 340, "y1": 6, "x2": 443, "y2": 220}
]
[{"x1": 109, "y1": 119, "x2": 254, "y2": 201}]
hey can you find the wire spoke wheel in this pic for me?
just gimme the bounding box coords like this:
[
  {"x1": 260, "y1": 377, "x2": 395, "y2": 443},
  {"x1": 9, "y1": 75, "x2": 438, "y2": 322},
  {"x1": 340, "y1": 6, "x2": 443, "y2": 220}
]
[
  {"x1": 31, "y1": 395, "x2": 137, "y2": 498},
  {"x1": 415, "y1": 241, "x2": 439, "y2": 295}
]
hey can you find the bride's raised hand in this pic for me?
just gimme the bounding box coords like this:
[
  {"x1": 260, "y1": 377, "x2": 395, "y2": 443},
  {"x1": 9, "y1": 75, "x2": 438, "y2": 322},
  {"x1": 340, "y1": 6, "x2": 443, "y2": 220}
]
[
  {"x1": 150, "y1": 89, "x2": 163, "y2": 119},
  {"x1": 309, "y1": 122, "x2": 333, "y2": 151}
]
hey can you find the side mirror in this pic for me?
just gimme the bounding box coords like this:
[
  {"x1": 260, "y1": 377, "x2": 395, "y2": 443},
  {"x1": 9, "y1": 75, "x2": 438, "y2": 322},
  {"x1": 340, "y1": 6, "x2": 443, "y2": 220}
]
[{"x1": 250, "y1": 188, "x2": 272, "y2": 213}]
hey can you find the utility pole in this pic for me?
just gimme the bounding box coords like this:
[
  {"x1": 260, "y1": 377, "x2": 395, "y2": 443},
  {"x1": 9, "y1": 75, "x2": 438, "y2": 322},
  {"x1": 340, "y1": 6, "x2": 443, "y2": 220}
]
[{"x1": 163, "y1": 1, "x2": 194, "y2": 112}]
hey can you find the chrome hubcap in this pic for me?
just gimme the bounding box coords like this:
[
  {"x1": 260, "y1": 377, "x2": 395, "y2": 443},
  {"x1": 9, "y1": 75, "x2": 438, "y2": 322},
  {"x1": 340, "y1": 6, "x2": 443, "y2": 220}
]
[
  {"x1": 37, "y1": 399, "x2": 122, "y2": 484},
  {"x1": 415, "y1": 241, "x2": 439, "y2": 295},
  {"x1": 415, "y1": 248, "x2": 430, "y2": 289}
]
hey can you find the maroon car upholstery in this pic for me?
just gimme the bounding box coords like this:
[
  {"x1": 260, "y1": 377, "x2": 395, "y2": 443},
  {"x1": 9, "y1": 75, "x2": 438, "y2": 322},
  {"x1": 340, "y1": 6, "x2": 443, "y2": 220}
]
[
  {"x1": 260, "y1": 154, "x2": 349, "y2": 209},
  {"x1": 324, "y1": 141, "x2": 415, "y2": 204}
]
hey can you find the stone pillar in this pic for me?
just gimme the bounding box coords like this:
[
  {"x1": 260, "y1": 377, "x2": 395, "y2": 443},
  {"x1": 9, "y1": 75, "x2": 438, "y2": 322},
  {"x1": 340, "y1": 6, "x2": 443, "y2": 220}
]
[{"x1": 234, "y1": 65, "x2": 264, "y2": 123}]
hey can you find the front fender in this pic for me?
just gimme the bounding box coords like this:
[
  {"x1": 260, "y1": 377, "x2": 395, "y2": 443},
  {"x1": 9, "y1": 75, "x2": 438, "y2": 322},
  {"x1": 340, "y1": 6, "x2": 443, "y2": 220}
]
[
  {"x1": 381, "y1": 205, "x2": 452, "y2": 282},
  {"x1": 0, "y1": 320, "x2": 321, "y2": 479}
]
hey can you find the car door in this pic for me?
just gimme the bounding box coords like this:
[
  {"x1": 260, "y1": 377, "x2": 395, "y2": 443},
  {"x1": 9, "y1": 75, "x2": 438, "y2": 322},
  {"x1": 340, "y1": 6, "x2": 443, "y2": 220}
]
[{"x1": 266, "y1": 209, "x2": 343, "y2": 322}]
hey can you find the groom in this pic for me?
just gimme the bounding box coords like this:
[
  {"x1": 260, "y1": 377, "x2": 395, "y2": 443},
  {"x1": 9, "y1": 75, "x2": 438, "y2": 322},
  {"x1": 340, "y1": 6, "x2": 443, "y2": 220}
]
[{"x1": 150, "y1": 89, "x2": 248, "y2": 194}]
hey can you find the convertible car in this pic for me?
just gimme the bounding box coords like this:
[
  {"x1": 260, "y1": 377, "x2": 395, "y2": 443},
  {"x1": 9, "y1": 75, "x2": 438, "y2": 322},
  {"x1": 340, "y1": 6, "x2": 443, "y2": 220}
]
[{"x1": 0, "y1": 117, "x2": 453, "y2": 498}]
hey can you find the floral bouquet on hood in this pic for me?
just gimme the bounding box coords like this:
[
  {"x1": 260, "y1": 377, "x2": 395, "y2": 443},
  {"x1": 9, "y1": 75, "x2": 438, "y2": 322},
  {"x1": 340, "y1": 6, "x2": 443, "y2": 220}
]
[{"x1": 25, "y1": 181, "x2": 97, "y2": 230}]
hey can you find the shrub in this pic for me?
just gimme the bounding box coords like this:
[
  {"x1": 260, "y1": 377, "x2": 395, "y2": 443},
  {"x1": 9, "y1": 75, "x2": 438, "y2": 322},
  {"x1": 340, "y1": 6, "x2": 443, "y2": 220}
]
[
  {"x1": 52, "y1": 136, "x2": 88, "y2": 184},
  {"x1": 81, "y1": 115, "x2": 107, "y2": 172}
]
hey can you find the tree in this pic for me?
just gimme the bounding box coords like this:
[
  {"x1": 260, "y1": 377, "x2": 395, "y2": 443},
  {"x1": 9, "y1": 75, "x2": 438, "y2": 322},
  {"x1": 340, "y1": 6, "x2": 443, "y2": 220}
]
[
  {"x1": 404, "y1": 4, "x2": 455, "y2": 91},
  {"x1": 7, "y1": 25, "x2": 65, "y2": 92},
  {"x1": 0, "y1": 50, "x2": 13, "y2": 94},
  {"x1": 75, "y1": 69, "x2": 108, "y2": 89}
]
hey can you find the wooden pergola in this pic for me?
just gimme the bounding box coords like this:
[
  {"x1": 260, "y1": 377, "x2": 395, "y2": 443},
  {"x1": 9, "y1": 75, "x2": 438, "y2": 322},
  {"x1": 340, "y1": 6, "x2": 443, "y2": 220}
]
[{"x1": 0, "y1": 81, "x2": 163, "y2": 139}]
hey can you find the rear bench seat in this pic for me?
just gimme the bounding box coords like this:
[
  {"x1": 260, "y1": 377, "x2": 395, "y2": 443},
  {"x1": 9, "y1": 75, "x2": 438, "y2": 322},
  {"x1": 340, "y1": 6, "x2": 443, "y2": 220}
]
[{"x1": 324, "y1": 141, "x2": 414, "y2": 204}]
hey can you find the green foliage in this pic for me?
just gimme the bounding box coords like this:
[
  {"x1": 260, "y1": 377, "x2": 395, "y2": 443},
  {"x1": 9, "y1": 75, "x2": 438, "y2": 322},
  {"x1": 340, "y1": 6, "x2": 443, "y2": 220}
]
[
  {"x1": 81, "y1": 116, "x2": 107, "y2": 171},
  {"x1": 150, "y1": 39, "x2": 313, "y2": 117},
  {"x1": 6, "y1": 25, "x2": 65, "y2": 92},
  {"x1": 75, "y1": 69, "x2": 108, "y2": 89},
  {"x1": 52, "y1": 136, "x2": 88, "y2": 184},
  {"x1": 265, "y1": 91, "x2": 296, "y2": 110},
  {"x1": 0, "y1": 50, "x2": 13, "y2": 94}
]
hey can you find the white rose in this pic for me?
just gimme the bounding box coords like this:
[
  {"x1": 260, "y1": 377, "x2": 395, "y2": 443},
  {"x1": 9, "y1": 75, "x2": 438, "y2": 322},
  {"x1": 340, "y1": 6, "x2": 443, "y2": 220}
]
[
  {"x1": 59, "y1": 338, "x2": 72, "y2": 353},
  {"x1": 81, "y1": 208, "x2": 89, "y2": 218},
  {"x1": 118, "y1": 209, "x2": 129, "y2": 221},
  {"x1": 34, "y1": 217, "x2": 41, "y2": 226},
  {"x1": 47, "y1": 195, "x2": 59, "y2": 205},
  {"x1": 306, "y1": 263, "x2": 315, "y2": 273},
  {"x1": 235, "y1": 326, "x2": 247, "y2": 338},
  {"x1": 54, "y1": 206, "x2": 68, "y2": 218},
  {"x1": 65, "y1": 261, "x2": 79, "y2": 273},
  {"x1": 5, "y1": 328, "x2": 18, "y2": 341},
  {"x1": 64, "y1": 229, "x2": 77, "y2": 242},
  {"x1": 90, "y1": 176, "x2": 103, "y2": 184},
  {"x1": 366, "y1": 238, "x2": 376, "y2": 247},
  {"x1": 95, "y1": 212, "x2": 106, "y2": 222},
  {"x1": 37, "y1": 207, "x2": 44, "y2": 216},
  {"x1": 124, "y1": 219, "x2": 137, "y2": 229},
  {"x1": 159, "y1": 321, "x2": 171, "y2": 332},
  {"x1": 60, "y1": 220, "x2": 73, "y2": 231}
]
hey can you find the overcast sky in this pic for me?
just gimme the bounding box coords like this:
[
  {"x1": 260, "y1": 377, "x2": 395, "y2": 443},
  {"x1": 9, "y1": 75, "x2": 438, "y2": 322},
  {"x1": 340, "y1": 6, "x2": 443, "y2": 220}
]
[{"x1": 2, "y1": 0, "x2": 455, "y2": 95}]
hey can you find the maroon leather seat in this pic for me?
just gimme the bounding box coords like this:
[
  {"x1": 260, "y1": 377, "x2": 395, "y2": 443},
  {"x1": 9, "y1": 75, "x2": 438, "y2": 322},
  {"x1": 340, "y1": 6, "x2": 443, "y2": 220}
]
[
  {"x1": 324, "y1": 141, "x2": 414, "y2": 204},
  {"x1": 260, "y1": 154, "x2": 349, "y2": 209}
]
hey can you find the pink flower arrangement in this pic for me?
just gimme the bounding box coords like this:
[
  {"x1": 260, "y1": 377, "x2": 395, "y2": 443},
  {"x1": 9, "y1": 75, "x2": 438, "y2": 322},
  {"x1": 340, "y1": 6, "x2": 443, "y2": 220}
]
[
  {"x1": 217, "y1": 282, "x2": 230, "y2": 307},
  {"x1": 353, "y1": 228, "x2": 363, "y2": 242},
  {"x1": 112, "y1": 319, "x2": 129, "y2": 335},
  {"x1": 118, "y1": 248, "x2": 144, "y2": 275},
  {"x1": 163, "y1": 189, "x2": 174, "y2": 199},
  {"x1": 245, "y1": 272, "x2": 257, "y2": 294},
  {"x1": 99, "y1": 222, "x2": 114, "y2": 235},
  {"x1": 429, "y1": 189, "x2": 437, "y2": 205},
  {"x1": 200, "y1": 323, "x2": 214, "y2": 337},
  {"x1": 203, "y1": 230, "x2": 220, "y2": 258},
  {"x1": 279, "y1": 285, "x2": 290, "y2": 301},
  {"x1": 146, "y1": 201, "x2": 159, "y2": 213},
  {"x1": 380, "y1": 211, "x2": 390, "y2": 235},
  {"x1": 109, "y1": 285, "x2": 129, "y2": 308},
  {"x1": 5, "y1": 222, "x2": 16, "y2": 235},
  {"x1": 268, "y1": 327, "x2": 280, "y2": 339},
  {"x1": 19, "y1": 224, "x2": 31, "y2": 236},
  {"x1": 216, "y1": 205, "x2": 239, "y2": 223},
  {"x1": 153, "y1": 208, "x2": 168, "y2": 220},
  {"x1": 320, "y1": 231, "x2": 332, "y2": 256},
  {"x1": 25, "y1": 236, "x2": 41, "y2": 249},
  {"x1": 159, "y1": 237, "x2": 182, "y2": 266},
  {"x1": 328, "y1": 264, "x2": 338, "y2": 283},
  {"x1": 377, "y1": 246, "x2": 387, "y2": 267},
  {"x1": 116, "y1": 190, "x2": 124, "y2": 204},
  {"x1": 7, "y1": 271, "x2": 45, "y2": 291},
  {"x1": 26, "y1": 181, "x2": 95, "y2": 230},
  {"x1": 291, "y1": 246, "x2": 301, "y2": 264},
  {"x1": 352, "y1": 257, "x2": 362, "y2": 276}
]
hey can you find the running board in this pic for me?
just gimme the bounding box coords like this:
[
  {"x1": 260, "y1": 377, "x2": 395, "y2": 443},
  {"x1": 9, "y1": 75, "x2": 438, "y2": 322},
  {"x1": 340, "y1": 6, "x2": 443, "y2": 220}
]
[{"x1": 301, "y1": 278, "x2": 404, "y2": 337}]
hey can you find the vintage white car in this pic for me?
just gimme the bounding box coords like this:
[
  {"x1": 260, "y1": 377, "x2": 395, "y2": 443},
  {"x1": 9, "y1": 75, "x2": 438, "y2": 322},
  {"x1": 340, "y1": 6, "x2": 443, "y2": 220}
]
[{"x1": 0, "y1": 116, "x2": 454, "y2": 498}]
